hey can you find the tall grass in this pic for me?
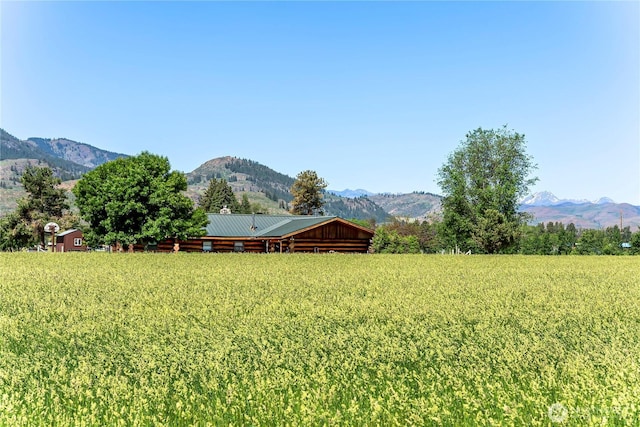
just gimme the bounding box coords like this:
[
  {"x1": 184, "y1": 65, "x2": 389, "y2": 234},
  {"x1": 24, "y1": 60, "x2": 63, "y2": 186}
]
[{"x1": 1, "y1": 253, "x2": 639, "y2": 425}]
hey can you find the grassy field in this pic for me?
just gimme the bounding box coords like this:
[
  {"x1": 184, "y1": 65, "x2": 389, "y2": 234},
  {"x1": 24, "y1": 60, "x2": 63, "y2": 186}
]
[{"x1": 1, "y1": 253, "x2": 639, "y2": 426}]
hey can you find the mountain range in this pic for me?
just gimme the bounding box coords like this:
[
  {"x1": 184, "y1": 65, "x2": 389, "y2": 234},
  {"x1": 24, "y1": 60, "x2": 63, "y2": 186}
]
[
  {"x1": 1, "y1": 129, "x2": 638, "y2": 229},
  {"x1": 519, "y1": 191, "x2": 616, "y2": 207},
  {"x1": 1, "y1": 129, "x2": 125, "y2": 179},
  {"x1": 327, "y1": 189, "x2": 374, "y2": 198}
]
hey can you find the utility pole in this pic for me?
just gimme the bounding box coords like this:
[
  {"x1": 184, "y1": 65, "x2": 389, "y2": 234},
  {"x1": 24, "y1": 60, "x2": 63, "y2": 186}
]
[{"x1": 620, "y1": 211, "x2": 623, "y2": 231}]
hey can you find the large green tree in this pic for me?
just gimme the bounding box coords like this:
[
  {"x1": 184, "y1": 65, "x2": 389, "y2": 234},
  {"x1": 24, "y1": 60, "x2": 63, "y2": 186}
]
[
  {"x1": 0, "y1": 212, "x2": 35, "y2": 251},
  {"x1": 199, "y1": 178, "x2": 240, "y2": 213},
  {"x1": 73, "y1": 152, "x2": 207, "y2": 246},
  {"x1": 290, "y1": 170, "x2": 327, "y2": 215},
  {"x1": 437, "y1": 126, "x2": 537, "y2": 253},
  {"x1": 21, "y1": 166, "x2": 69, "y2": 218}
]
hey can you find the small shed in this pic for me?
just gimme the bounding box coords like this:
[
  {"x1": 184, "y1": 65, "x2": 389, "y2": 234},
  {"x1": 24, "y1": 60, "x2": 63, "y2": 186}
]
[{"x1": 55, "y1": 229, "x2": 86, "y2": 252}]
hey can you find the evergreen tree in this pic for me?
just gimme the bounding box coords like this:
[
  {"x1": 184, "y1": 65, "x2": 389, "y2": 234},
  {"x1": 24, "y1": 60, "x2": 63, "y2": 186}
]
[
  {"x1": 21, "y1": 166, "x2": 69, "y2": 219},
  {"x1": 239, "y1": 193, "x2": 252, "y2": 214},
  {"x1": 290, "y1": 170, "x2": 327, "y2": 215},
  {"x1": 199, "y1": 178, "x2": 241, "y2": 213},
  {"x1": 0, "y1": 166, "x2": 70, "y2": 249}
]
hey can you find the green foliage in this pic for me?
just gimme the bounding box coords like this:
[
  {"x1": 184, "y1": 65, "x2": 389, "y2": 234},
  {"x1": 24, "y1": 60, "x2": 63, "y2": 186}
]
[
  {"x1": 630, "y1": 231, "x2": 640, "y2": 255},
  {"x1": 290, "y1": 170, "x2": 328, "y2": 216},
  {"x1": 0, "y1": 212, "x2": 35, "y2": 251},
  {"x1": 437, "y1": 126, "x2": 537, "y2": 253},
  {"x1": 73, "y1": 152, "x2": 207, "y2": 246},
  {"x1": 0, "y1": 166, "x2": 70, "y2": 249},
  {"x1": 199, "y1": 178, "x2": 240, "y2": 213},
  {"x1": 572, "y1": 227, "x2": 629, "y2": 255},
  {"x1": 239, "y1": 193, "x2": 252, "y2": 214},
  {"x1": 521, "y1": 223, "x2": 562, "y2": 255},
  {"x1": 574, "y1": 229, "x2": 605, "y2": 255},
  {"x1": 250, "y1": 202, "x2": 268, "y2": 214},
  {"x1": 471, "y1": 208, "x2": 520, "y2": 254},
  {"x1": 373, "y1": 219, "x2": 441, "y2": 254},
  {"x1": 372, "y1": 227, "x2": 421, "y2": 254},
  {"x1": 519, "y1": 222, "x2": 638, "y2": 255},
  {"x1": 20, "y1": 166, "x2": 69, "y2": 218}
]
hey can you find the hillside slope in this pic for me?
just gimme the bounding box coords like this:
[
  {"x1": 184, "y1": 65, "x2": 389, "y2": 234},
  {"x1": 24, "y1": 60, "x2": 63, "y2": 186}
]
[
  {"x1": 27, "y1": 136, "x2": 125, "y2": 168},
  {"x1": 1, "y1": 129, "x2": 91, "y2": 180},
  {"x1": 185, "y1": 157, "x2": 390, "y2": 222},
  {"x1": 0, "y1": 129, "x2": 128, "y2": 215},
  {"x1": 1, "y1": 129, "x2": 127, "y2": 177},
  {"x1": 369, "y1": 192, "x2": 442, "y2": 221},
  {"x1": 521, "y1": 202, "x2": 640, "y2": 230}
]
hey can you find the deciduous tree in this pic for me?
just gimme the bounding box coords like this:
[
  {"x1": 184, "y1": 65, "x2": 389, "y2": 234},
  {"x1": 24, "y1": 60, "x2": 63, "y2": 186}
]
[
  {"x1": 0, "y1": 212, "x2": 34, "y2": 251},
  {"x1": 73, "y1": 152, "x2": 207, "y2": 246},
  {"x1": 437, "y1": 126, "x2": 537, "y2": 253}
]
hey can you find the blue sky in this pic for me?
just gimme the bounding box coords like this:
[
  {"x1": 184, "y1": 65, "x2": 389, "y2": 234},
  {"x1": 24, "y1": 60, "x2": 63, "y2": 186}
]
[{"x1": 2, "y1": 1, "x2": 639, "y2": 204}]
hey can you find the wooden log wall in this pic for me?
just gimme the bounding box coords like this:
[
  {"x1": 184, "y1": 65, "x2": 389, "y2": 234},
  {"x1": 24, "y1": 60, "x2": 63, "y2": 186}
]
[
  {"x1": 282, "y1": 239, "x2": 370, "y2": 253},
  {"x1": 130, "y1": 237, "x2": 370, "y2": 254},
  {"x1": 127, "y1": 221, "x2": 374, "y2": 254}
]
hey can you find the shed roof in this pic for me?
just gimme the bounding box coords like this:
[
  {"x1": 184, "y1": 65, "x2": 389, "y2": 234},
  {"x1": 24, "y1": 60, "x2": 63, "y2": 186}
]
[
  {"x1": 56, "y1": 229, "x2": 80, "y2": 237},
  {"x1": 204, "y1": 214, "x2": 349, "y2": 238}
]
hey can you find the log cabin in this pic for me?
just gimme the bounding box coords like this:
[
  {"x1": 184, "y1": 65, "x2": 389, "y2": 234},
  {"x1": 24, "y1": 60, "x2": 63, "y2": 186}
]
[{"x1": 140, "y1": 214, "x2": 374, "y2": 253}]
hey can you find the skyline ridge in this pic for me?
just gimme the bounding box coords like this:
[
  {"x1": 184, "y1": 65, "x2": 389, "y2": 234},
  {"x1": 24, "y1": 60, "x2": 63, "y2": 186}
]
[{"x1": 2, "y1": 128, "x2": 637, "y2": 207}]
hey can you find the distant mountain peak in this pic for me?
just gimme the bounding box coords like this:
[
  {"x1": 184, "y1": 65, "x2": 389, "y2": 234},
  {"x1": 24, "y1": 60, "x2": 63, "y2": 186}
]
[
  {"x1": 520, "y1": 191, "x2": 560, "y2": 206},
  {"x1": 326, "y1": 189, "x2": 374, "y2": 198},
  {"x1": 521, "y1": 191, "x2": 616, "y2": 207},
  {"x1": 594, "y1": 197, "x2": 615, "y2": 205}
]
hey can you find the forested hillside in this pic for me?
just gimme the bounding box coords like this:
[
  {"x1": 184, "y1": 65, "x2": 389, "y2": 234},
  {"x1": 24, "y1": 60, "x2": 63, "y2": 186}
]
[
  {"x1": 1, "y1": 130, "x2": 91, "y2": 180},
  {"x1": 185, "y1": 156, "x2": 390, "y2": 222}
]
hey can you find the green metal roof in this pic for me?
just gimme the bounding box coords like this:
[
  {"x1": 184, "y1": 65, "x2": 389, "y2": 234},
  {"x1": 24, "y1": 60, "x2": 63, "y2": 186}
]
[{"x1": 204, "y1": 214, "x2": 335, "y2": 238}]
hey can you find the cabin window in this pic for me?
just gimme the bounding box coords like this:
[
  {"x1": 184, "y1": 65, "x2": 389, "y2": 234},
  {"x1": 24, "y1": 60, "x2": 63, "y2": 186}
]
[
  {"x1": 73, "y1": 238, "x2": 82, "y2": 246},
  {"x1": 202, "y1": 241, "x2": 212, "y2": 252},
  {"x1": 234, "y1": 241, "x2": 244, "y2": 252}
]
